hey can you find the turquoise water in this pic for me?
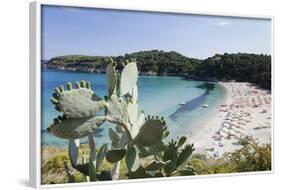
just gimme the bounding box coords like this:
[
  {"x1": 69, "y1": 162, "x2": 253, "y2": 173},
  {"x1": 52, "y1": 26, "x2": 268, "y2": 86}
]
[{"x1": 41, "y1": 69, "x2": 226, "y2": 147}]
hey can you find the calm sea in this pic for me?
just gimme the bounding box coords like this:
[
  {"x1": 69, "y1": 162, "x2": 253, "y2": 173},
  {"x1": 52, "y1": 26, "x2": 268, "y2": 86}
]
[{"x1": 41, "y1": 69, "x2": 226, "y2": 147}]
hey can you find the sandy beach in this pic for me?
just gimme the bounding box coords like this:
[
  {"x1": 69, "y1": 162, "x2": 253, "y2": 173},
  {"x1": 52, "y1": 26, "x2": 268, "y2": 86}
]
[{"x1": 189, "y1": 82, "x2": 272, "y2": 159}]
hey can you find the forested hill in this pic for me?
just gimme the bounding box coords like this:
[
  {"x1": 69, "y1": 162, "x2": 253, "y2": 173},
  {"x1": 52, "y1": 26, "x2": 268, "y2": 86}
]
[
  {"x1": 124, "y1": 50, "x2": 201, "y2": 75},
  {"x1": 46, "y1": 50, "x2": 201, "y2": 75},
  {"x1": 46, "y1": 50, "x2": 271, "y2": 89},
  {"x1": 194, "y1": 53, "x2": 271, "y2": 89}
]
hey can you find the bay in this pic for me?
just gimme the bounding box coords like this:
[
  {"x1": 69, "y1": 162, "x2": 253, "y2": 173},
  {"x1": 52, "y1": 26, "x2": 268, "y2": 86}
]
[{"x1": 41, "y1": 69, "x2": 226, "y2": 147}]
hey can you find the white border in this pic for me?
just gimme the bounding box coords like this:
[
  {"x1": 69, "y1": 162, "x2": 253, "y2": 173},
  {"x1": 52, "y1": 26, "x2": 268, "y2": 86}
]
[
  {"x1": 30, "y1": 1, "x2": 41, "y2": 188},
  {"x1": 29, "y1": 0, "x2": 274, "y2": 189}
]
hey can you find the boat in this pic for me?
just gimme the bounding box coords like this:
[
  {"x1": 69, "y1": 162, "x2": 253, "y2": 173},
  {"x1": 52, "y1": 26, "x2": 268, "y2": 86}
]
[
  {"x1": 202, "y1": 104, "x2": 209, "y2": 108},
  {"x1": 179, "y1": 102, "x2": 185, "y2": 105}
]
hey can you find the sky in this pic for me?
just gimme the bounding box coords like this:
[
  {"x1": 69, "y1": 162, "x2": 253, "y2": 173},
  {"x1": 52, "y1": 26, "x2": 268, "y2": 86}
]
[{"x1": 41, "y1": 5, "x2": 271, "y2": 60}]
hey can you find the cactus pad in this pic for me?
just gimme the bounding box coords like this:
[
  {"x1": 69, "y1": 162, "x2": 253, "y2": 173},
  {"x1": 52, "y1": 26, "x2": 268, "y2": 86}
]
[
  {"x1": 134, "y1": 119, "x2": 164, "y2": 147},
  {"x1": 120, "y1": 62, "x2": 138, "y2": 96},
  {"x1": 48, "y1": 115, "x2": 106, "y2": 139},
  {"x1": 69, "y1": 139, "x2": 80, "y2": 167},
  {"x1": 125, "y1": 146, "x2": 140, "y2": 172},
  {"x1": 108, "y1": 128, "x2": 120, "y2": 142},
  {"x1": 176, "y1": 144, "x2": 195, "y2": 167},
  {"x1": 129, "y1": 124, "x2": 140, "y2": 140},
  {"x1": 119, "y1": 132, "x2": 128, "y2": 148},
  {"x1": 127, "y1": 102, "x2": 138, "y2": 125},
  {"x1": 105, "y1": 94, "x2": 129, "y2": 124},
  {"x1": 144, "y1": 160, "x2": 166, "y2": 171},
  {"x1": 105, "y1": 149, "x2": 126, "y2": 163},
  {"x1": 50, "y1": 81, "x2": 105, "y2": 118},
  {"x1": 177, "y1": 136, "x2": 187, "y2": 148},
  {"x1": 115, "y1": 125, "x2": 124, "y2": 134},
  {"x1": 106, "y1": 63, "x2": 116, "y2": 97},
  {"x1": 96, "y1": 144, "x2": 108, "y2": 171},
  {"x1": 132, "y1": 85, "x2": 138, "y2": 103}
]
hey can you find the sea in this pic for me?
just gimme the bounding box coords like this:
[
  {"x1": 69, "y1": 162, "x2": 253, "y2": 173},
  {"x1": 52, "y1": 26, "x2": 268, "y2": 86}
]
[{"x1": 41, "y1": 69, "x2": 226, "y2": 147}]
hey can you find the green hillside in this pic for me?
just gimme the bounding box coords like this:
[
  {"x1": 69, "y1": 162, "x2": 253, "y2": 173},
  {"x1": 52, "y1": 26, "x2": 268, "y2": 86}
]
[{"x1": 46, "y1": 50, "x2": 271, "y2": 89}]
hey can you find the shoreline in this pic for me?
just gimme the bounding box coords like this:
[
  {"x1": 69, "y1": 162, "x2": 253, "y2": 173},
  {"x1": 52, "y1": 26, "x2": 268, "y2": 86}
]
[
  {"x1": 41, "y1": 71, "x2": 271, "y2": 160},
  {"x1": 41, "y1": 67, "x2": 226, "y2": 81},
  {"x1": 42, "y1": 67, "x2": 196, "y2": 78},
  {"x1": 190, "y1": 82, "x2": 272, "y2": 158}
]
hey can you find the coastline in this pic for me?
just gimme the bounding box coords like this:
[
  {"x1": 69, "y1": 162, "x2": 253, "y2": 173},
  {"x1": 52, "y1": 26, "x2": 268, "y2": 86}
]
[
  {"x1": 41, "y1": 80, "x2": 272, "y2": 183},
  {"x1": 190, "y1": 82, "x2": 272, "y2": 158},
  {"x1": 41, "y1": 68, "x2": 271, "y2": 160},
  {"x1": 42, "y1": 66, "x2": 193, "y2": 78}
]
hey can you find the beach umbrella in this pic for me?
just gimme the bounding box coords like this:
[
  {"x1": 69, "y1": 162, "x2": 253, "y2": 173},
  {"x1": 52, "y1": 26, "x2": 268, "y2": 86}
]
[
  {"x1": 233, "y1": 135, "x2": 239, "y2": 140},
  {"x1": 243, "y1": 118, "x2": 249, "y2": 122},
  {"x1": 223, "y1": 123, "x2": 230, "y2": 128},
  {"x1": 218, "y1": 142, "x2": 224, "y2": 147},
  {"x1": 227, "y1": 112, "x2": 233, "y2": 116},
  {"x1": 212, "y1": 141, "x2": 218, "y2": 146},
  {"x1": 220, "y1": 131, "x2": 228, "y2": 138},
  {"x1": 235, "y1": 124, "x2": 241, "y2": 128},
  {"x1": 214, "y1": 136, "x2": 222, "y2": 141},
  {"x1": 230, "y1": 130, "x2": 237, "y2": 135},
  {"x1": 238, "y1": 121, "x2": 246, "y2": 125},
  {"x1": 228, "y1": 115, "x2": 233, "y2": 120},
  {"x1": 240, "y1": 126, "x2": 246, "y2": 131},
  {"x1": 240, "y1": 116, "x2": 246, "y2": 121},
  {"x1": 213, "y1": 152, "x2": 220, "y2": 159},
  {"x1": 234, "y1": 130, "x2": 240, "y2": 134},
  {"x1": 248, "y1": 132, "x2": 254, "y2": 136},
  {"x1": 230, "y1": 122, "x2": 236, "y2": 127},
  {"x1": 224, "y1": 120, "x2": 231, "y2": 124},
  {"x1": 221, "y1": 128, "x2": 228, "y2": 133}
]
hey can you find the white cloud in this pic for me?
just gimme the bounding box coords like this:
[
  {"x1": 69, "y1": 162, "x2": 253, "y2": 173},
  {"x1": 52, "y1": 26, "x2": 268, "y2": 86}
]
[
  {"x1": 217, "y1": 21, "x2": 231, "y2": 26},
  {"x1": 208, "y1": 18, "x2": 232, "y2": 26}
]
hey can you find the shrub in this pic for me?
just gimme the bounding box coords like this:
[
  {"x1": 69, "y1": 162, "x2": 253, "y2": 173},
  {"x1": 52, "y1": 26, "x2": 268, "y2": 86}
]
[{"x1": 190, "y1": 139, "x2": 271, "y2": 175}]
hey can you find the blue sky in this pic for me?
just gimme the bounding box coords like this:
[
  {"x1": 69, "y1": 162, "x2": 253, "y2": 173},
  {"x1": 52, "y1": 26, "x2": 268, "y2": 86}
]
[{"x1": 41, "y1": 5, "x2": 271, "y2": 60}]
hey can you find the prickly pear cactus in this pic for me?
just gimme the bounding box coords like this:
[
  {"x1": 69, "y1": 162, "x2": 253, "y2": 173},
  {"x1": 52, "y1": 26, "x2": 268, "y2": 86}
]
[{"x1": 48, "y1": 58, "x2": 195, "y2": 182}]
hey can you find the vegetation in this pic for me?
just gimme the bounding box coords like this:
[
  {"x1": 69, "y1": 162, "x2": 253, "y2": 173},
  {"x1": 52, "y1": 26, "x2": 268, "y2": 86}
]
[
  {"x1": 46, "y1": 60, "x2": 195, "y2": 184},
  {"x1": 124, "y1": 50, "x2": 201, "y2": 75},
  {"x1": 47, "y1": 55, "x2": 111, "y2": 73},
  {"x1": 41, "y1": 145, "x2": 128, "y2": 184},
  {"x1": 189, "y1": 139, "x2": 271, "y2": 175},
  {"x1": 42, "y1": 137, "x2": 271, "y2": 184},
  {"x1": 47, "y1": 50, "x2": 201, "y2": 75},
  {"x1": 194, "y1": 53, "x2": 271, "y2": 89},
  {"x1": 46, "y1": 50, "x2": 271, "y2": 89},
  {"x1": 43, "y1": 53, "x2": 271, "y2": 184}
]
